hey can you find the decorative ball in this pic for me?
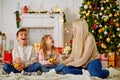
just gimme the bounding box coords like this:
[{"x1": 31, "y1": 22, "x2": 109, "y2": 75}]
[
  {"x1": 104, "y1": 10, "x2": 107, "y2": 14},
  {"x1": 109, "y1": 32, "x2": 112, "y2": 35},
  {"x1": 104, "y1": 18, "x2": 108, "y2": 22},
  {"x1": 49, "y1": 58, "x2": 55, "y2": 63},
  {"x1": 86, "y1": 12, "x2": 90, "y2": 17},
  {"x1": 94, "y1": 6, "x2": 98, "y2": 11},
  {"x1": 84, "y1": 5, "x2": 88, "y2": 9},
  {"x1": 106, "y1": 37, "x2": 110, "y2": 43},
  {"x1": 89, "y1": 5, "x2": 92, "y2": 9},
  {"x1": 109, "y1": 20, "x2": 113, "y2": 25},
  {"x1": 117, "y1": 28, "x2": 120, "y2": 31},
  {"x1": 14, "y1": 63, "x2": 19, "y2": 68},
  {"x1": 109, "y1": 13, "x2": 113, "y2": 17},
  {"x1": 118, "y1": 48, "x2": 120, "y2": 53},
  {"x1": 104, "y1": 31, "x2": 108, "y2": 35},
  {"x1": 106, "y1": 0, "x2": 110, "y2": 3},
  {"x1": 114, "y1": 13, "x2": 117, "y2": 17},
  {"x1": 119, "y1": 34, "x2": 120, "y2": 37},
  {"x1": 101, "y1": 43, "x2": 106, "y2": 49},
  {"x1": 112, "y1": 35, "x2": 115, "y2": 38},
  {"x1": 99, "y1": 25, "x2": 102, "y2": 27},
  {"x1": 78, "y1": 10, "x2": 81, "y2": 14},
  {"x1": 92, "y1": 30, "x2": 94, "y2": 33},
  {"x1": 87, "y1": 1, "x2": 91, "y2": 6},
  {"x1": 115, "y1": 23, "x2": 119, "y2": 27},
  {"x1": 101, "y1": 7, "x2": 104, "y2": 10},
  {"x1": 99, "y1": 12, "x2": 102, "y2": 16},
  {"x1": 100, "y1": 36, "x2": 102, "y2": 39},
  {"x1": 98, "y1": 29, "x2": 103, "y2": 33},
  {"x1": 93, "y1": 24, "x2": 97, "y2": 29}
]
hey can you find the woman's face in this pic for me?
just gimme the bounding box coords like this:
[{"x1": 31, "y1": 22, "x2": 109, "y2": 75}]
[
  {"x1": 71, "y1": 25, "x2": 75, "y2": 36},
  {"x1": 46, "y1": 36, "x2": 54, "y2": 47}
]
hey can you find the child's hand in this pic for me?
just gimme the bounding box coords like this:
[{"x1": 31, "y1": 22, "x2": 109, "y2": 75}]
[{"x1": 15, "y1": 63, "x2": 25, "y2": 71}]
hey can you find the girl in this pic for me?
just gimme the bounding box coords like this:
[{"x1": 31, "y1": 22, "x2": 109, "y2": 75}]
[
  {"x1": 38, "y1": 34, "x2": 64, "y2": 73},
  {"x1": 62, "y1": 19, "x2": 109, "y2": 78}
]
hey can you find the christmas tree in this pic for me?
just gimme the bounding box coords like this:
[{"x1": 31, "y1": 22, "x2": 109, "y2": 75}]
[{"x1": 79, "y1": 0, "x2": 120, "y2": 54}]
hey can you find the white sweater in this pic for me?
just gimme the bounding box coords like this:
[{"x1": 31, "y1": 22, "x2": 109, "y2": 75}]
[{"x1": 12, "y1": 45, "x2": 37, "y2": 67}]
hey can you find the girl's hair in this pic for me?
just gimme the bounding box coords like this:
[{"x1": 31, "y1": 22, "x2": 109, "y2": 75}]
[
  {"x1": 72, "y1": 18, "x2": 89, "y2": 59},
  {"x1": 40, "y1": 34, "x2": 56, "y2": 59}
]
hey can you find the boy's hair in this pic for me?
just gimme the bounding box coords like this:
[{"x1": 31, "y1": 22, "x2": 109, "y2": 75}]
[{"x1": 16, "y1": 28, "x2": 27, "y2": 37}]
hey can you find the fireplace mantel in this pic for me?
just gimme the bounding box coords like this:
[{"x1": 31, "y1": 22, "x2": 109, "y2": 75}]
[{"x1": 20, "y1": 13, "x2": 64, "y2": 48}]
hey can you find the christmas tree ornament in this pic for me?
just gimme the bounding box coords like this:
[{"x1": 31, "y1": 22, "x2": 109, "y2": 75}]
[
  {"x1": 112, "y1": 34, "x2": 115, "y2": 38},
  {"x1": 109, "y1": 20, "x2": 113, "y2": 25},
  {"x1": 114, "y1": 13, "x2": 117, "y2": 17},
  {"x1": 101, "y1": 7, "x2": 104, "y2": 10},
  {"x1": 98, "y1": 41, "x2": 102, "y2": 45},
  {"x1": 104, "y1": 31, "x2": 108, "y2": 35},
  {"x1": 99, "y1": 12, "x2": 102, "y2": 16},
  {"x1": 87, "y1": 1, "x2": 91, "y2": 6},
  {"x1": 91, "y1": 2, "x2": 95, "y2": 5},
  {"x1": 89, "y1": 5, "x2": 92, "y2": 9},
  {"x1": 109, "y1": 32, "x2": 112, "y2": 35},
  {"x1": 101, "y1": 43, "x2": 107, "y2": 49},
  {"x1": 99, "y1": 25, "x2": 102, "y2": 27},
  {"x1": 104, "y1": 10, "x2": 107, "y2": 14},
  {"x1": 106, "y1": 0, "x2": 110, "y2": 3},
  {"x1": 78, "y1": 10, "x2": 81, "y2": 14},
  {"x1": 107, "y1": 7, "x2": 110, "y2": 9},
  {"x1": 118, "y1": 48, "x2": 120, "y2": 53},
  {"x1": 119, "y1": 34, "x2": 120, "y2": 37},
  {"x1": 115, "y1": 1, "x2": 119, "y2": 6},
  {"x1": 92, "y1": 30, "x2": 94, "y2": 33},
  {"x1": 104, "y1": 18, "x2": 108, "y2": 22},
  {"x1": 84, "y1": 5, "x2": 88, "y2": 9},
  {"x1": 86, "y1": 12, "x2": 90, "y2": 17},
  {"x1": 106, "y1": 37, "x2": 110, "y2": 43},
  {"x1": 93, "y1": 24, "x2": 97, "y2": 29},
  {"x1": 100, "y1": 36, "x2": 102, "y2": 39},
  {"x1": 109, "y1": 13, "x2": 113, "y2": 17},
  {"x1": 117, "y1": 28, "x2": 120, "y2": 31},
  {"x1": 115, "y1": 23, "x2": 119, "y2": 27},
  {"x1": 98, "y1": 29, "x2": 103, "y2": 33},
  {"x1": 94, "y1": 6, "x2": 98, "y2": 11},
  {"x1": 113, "y1": 20, "x2": 116, "y2": 22}
]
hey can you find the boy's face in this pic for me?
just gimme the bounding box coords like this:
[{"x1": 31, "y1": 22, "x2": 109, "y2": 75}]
[{"x1": 17, "y1": 31, "x2": 28, "y2": 44}]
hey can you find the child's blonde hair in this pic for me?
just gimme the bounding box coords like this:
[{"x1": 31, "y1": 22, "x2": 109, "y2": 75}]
[
  {"x1": 40, "y1": 34, "x2": 56, "y2": 60},
  {"x1": 72, "y1": 18, "x2": 89, "y2": 59}
]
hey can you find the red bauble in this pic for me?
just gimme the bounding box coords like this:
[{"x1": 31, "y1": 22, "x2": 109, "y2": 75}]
[
  {"x1": 94, "y1": 6, "x2": 98, "y2": 11},
  {"x1": 92, "y1": 2, "x2": 95, "y2": 5},
  {"x1": 98, "y1": 41, "x2": 102, "y2": 45},
  {"x1": 23, "y1": 6, "x2": 28, "y2": 13},
  {"x1": 93, "y1": 24, "x2": 97, "y2": 29},
  {"x1": 109, "y1": 20, "x2": 113, "y2": 25},
  {"x1": 109, "y1": 32, "x2": 112, "y2": 35},
  {"x1": 104, "y1": 54, "x2": 108, "y2": 58}
]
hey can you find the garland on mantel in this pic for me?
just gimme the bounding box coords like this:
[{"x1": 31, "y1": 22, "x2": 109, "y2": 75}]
[{"x1": 15, "y1": 10, "x2": 66, "y2": 28}]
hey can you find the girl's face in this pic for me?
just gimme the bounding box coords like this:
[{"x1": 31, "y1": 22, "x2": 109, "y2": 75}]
[
  {"x1": 46, "y1": 36, "x2": 54, "y2": 47},
  {"x1": 71, "y1": 25, "x2": 75, "y2": 36}
]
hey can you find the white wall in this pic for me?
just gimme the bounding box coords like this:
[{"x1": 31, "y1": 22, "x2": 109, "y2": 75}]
[{"x1": 0, "y1": 0, "x2": 120, "y2": 49}]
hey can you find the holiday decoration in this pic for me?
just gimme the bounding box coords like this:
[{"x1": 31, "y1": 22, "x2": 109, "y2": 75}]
[
  {"x1": 4, "y1": 50, "x2": 12, "y2": 64},
  {"x1": 79, "y1": 0, "x2": 120, "y2": 54},
  {"x1": 99, "y1": 54, "x2": 108, "y2": 68},
  {"x1": 15, "y1": 11, "x2": 21, "y2": 28},
  {"x1": 49, "y1": 58, "x2": 55, "y2": 63},
  {"x1": 108, "y1": 52, "x2": 116, "y2": 67}
]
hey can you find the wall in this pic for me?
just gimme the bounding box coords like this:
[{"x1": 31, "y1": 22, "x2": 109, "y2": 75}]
[{"x1": 0, "y1": 0, "x2": 120, "y2": 49}]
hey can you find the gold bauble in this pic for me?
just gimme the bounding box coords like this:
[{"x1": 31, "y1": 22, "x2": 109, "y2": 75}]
[
  {"x1": 78, "y1": 10, "x2": 81, "y2": 14},
  {"x1": 115, "y1": 23, "x2": 119, "y2": 27},
  {"x1": 95, "y1": 20, "x2": 97, "y2": 23},
  {"x1": 109, "y1": 13, "x2": 113, "y2": 17},
  {"x1": 114, "y1": 13, "x2": 117, "y2": 17},
  {"x1": 87, "y1": 1, "x2": 91, "y2": 6},
  {"x1": 100, "y1": 36, "x2": 102, "y2": 39},
  {"x1": 104, "y1": 10, "x2": 107, "y2": 14},
  {"x1": 112, "y1": 34, "x2": 115, "y2": 37},
  {"x1": 101, "y1": 43, "x2": 107, "y2": 49},
  {"x1": 104, "y1": 18, "x2": 108, "y2": 22},
  {"x1": 106, "y1": 37, "x2": 110, "y2": 43},
  {"x1": 86, "y1": 12, "x2": 90, "y2": 17},
  {"x1": 106, "y1": 0, "x2": 109, "y2": 3},
  {"x1": 98, "y1": 29, "x2": 103, "y2": 33}
]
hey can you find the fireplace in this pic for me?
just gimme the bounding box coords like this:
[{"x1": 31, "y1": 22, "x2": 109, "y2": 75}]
[{"x1": 20, "y1": 13, "x2": 64, "y2": 48}]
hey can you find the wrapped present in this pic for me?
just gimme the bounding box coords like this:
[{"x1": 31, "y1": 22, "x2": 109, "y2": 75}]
[
  {"x1": 108, "y1": 52, "x2": 116, "y2": 67},
  {"x1": 4, "y1": 50, "x2": 13, "y2": 64},
  {"x1": 99, "y1": 54, "x2": 108, "y2": 68}
]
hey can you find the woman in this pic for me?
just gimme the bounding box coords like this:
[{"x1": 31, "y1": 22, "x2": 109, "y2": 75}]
[{"x1": 62, "y1": 19, "x2": 109, "y2": 78}]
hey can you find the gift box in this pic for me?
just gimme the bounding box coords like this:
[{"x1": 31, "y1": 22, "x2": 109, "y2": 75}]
[
  {"x1": 4, "y1": 50, "x2": 13, "y2": 64},
  {"x1": 116, "y1": 56, "x2": 120, "y2": 67},
  {"x1": 99, "y1": 54, "x2": 108, "y2": 68},
  {"x1": 108, "y1": 52, "x2": 116, "y2": 67}
]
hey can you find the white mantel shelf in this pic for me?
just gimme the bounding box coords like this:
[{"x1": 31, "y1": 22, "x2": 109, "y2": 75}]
[{"x1": 20, "y1": 13, "x2": 64, "y2": 48}]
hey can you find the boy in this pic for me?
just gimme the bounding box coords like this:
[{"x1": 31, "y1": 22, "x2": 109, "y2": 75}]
[{"x1": 3, "y1": 28, "x2": 42, "y2": 74}]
